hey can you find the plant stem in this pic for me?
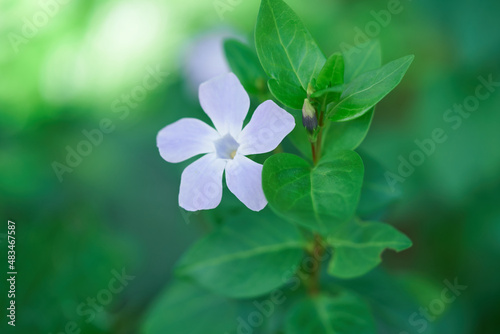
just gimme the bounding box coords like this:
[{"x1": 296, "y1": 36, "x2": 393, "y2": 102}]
[
  {"x1": 311, "y1": 142, "x2": 317, "y2": 164},
  {"x1": 315, "y1": 130, "x2": 323, "y2": 164},
  {"x1": 308, "y1": 234, "x2": 324, "y2": 295},
  {"x1": 311, "y1": 98, "x2": 327, "y2": 166},
  {"x1": 307, "y1": 98, "x2": 328, "y2": 295}
]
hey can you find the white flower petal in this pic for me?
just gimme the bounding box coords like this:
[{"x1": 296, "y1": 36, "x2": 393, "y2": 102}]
[
  {"x1": 179, "y1": 154, "x2": 226, "y2": 211},
  {"x1": 157, "y1": 118, "x2": 220, "y2": 163},
  {"x1": 199, "y1": 73, "x2": 250, "y2": 136},
  {"x1": 226, "y1": 155, "x2": 267, "y2": 211},
  {"x1": 238, "y1": 100, "x2": 296, "y2": 155}
]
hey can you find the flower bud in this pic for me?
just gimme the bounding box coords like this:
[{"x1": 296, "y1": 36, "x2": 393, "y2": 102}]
[{"x1": 302, "y1": 99, "x2": 318, "y2": 133}]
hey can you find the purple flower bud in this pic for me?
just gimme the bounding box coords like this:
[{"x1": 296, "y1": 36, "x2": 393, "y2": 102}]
[{"x1": 302, "y1": 99, "x2": 318, "y2": 133}]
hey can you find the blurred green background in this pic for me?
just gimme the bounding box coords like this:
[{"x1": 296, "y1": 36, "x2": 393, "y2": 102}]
[{"x1": 1, "y1": 0, "x2": 499, "y2": 333}]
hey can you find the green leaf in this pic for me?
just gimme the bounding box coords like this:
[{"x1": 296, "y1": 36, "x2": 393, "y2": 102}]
[
  {"x1": 329, "y1": 55, "x2": 414, "y2": 122},
  {"x1": 285, "y1": 292, "x2": 376, "y2": 334},
  {"x1": 310, "y1": 84, "x2": 344, "y2": 99},
  {"x1": 317, "y1": 53, "x2": 344, "y2": 89},
  {"x1": 224, "y1": 39, "x2": 267, "y2": 95},
  {"x1": 142, "y1": 279, "x2": 237, "y2": 334},
  {"x1": 357, "y1": 151, "x2": 401, "y2": 217},
  {"x1": 262, "y1": 151, "x2": 364, "y2": 235},
  {"x1": 175, "y1": 211, "x2": 306, "y2": 298},
  {"x1": 268, "y1": 78, "x2": 306, "y2": 109},
  {"x1": 327, "y1": 220, "x2": 412, "y2": 279},
  {"x1": 255, "y1": 0, "x2": 326, "y2": 109},
  {"x1": 322, "y1": 108, "x2": 374, "y2": 155},
  {"x1": 343, "y1": 40, "x2": 381, "y2": 83},
  {"x1": 314, "y1": 53, "x2": 344, "y2": 105}
]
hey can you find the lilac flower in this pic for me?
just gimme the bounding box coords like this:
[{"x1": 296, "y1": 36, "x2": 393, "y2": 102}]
[{"x1": 157, "y1": 73, "x2": 295, "y2": 212}]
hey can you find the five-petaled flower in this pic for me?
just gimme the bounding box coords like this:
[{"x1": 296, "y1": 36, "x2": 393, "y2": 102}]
[{"x1": 157, "y1": 73, "x2": 295, "y2": 211}]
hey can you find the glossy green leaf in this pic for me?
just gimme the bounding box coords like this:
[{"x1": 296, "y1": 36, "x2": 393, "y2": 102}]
[
  {"x1": 357, "y1": 151, "x2": 402, "y2": 217},
  {"x1": 268, "y1": 78, "x2": 306, "y2": 109},
  {"x1": 255, "y1": 0, "x2": 325, "y2": 109},
  {"x1": 285, "y1": 292, "x2": 376, "y2": 334},
  {"x1": 327, "y1": 220, "x2": 412, "y2": 279},
  {"x1": 310, "y1": 84, "x2": 344, "y2": 99},
  {"x1": 314, "y1": 52, "x2": 344, "y2": 103},
  {"x1": 329, "y1": 55, "x2": 414, "y2": 122},
  {"x1": 175, "y1": 211, "x2": 306, "y2": 298},
  {"x1": 142, "y1": 280, "x2": 237, "y2": 334},
  {"x1": 262, "y1": 151, "x2": 364, "y2": 235},
  {"x1": 224, "y1": 39, "x2": 267, "y2": 95},
  {"x1": 322, "y1": 108, "x2": 374, "y2": 155}
]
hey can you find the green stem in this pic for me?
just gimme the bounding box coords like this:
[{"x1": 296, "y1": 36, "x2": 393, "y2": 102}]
[{"x1": 312, "y1": 99, "x2": 326, "y2": 164}]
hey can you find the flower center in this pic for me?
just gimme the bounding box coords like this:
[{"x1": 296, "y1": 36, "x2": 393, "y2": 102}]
[{"x1": 214, "y1": 133, "x2": 240, "y2": 160}]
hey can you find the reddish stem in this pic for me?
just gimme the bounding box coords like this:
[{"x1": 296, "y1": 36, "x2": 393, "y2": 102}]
[{"x1": 311, "y1": 142, "x2": 318, "y2": 164}]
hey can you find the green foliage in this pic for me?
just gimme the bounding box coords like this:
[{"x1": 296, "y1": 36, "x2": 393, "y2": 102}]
[
  {"x1": 268, "y1": 79, "x2": 306, "y2": 110},
  {"x1": 285, "y1": 292, "x2": 376, "y2": 334},
  {"x1": 327, "y1": 219, "x2": 412, "y2": 279},
  {"x1": 251, "y1": 0, "x2": 413, "y2": 321},
  {"x1": 175, "y1": 212, "x2": 306, "y2": 298},
  {"x1": 142, "y1": 280, "x2": 237, "y2": 334},
  {"x1": 321, "y1": 108, "x2": 374, "y2": 154},
  {"x1": 315, "y1": 40, "x2": 382, "y2": 155},
  {"x1": 313, "y1": 52, "x2": 345, "y2": 104},
  {"x1": 316, "y1": 53, "x2": 344, "y2": 90},
  {"x1": 223, "y1": 39, "x2": 267, "y2": 95},
  {"x1": 329, "y1": 55, "x2": 414, "y2": 122},
  {"x1": 255, "y1": 0, "x2": 325, "y2": 109},
  {"x1": 314, "y1": 41, "x2": 382, "y2": 156},
  {"x1": 262, "y1": 151, "x2": 364, "y2": 235}
]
